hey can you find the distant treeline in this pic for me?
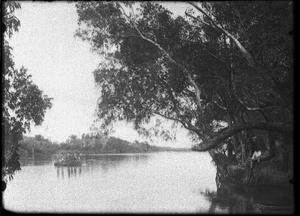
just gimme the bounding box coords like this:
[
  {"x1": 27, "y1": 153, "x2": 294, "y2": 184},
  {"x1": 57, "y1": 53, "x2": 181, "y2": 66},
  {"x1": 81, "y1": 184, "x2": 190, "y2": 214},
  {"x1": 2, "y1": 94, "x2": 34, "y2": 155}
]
[{"x1": 18, "y1": 134, "x2": 190, "y2": 156}]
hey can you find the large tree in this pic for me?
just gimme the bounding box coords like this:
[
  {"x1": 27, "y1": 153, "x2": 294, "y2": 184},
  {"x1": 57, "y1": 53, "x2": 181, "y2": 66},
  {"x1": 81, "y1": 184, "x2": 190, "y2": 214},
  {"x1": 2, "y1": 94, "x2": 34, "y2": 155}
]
[
  {"x1": 2, "y1": 2, "x2": 53, "y2": 181},
  {"x1": 75, "y1": 2, "x2": 293, "y2": 154}
]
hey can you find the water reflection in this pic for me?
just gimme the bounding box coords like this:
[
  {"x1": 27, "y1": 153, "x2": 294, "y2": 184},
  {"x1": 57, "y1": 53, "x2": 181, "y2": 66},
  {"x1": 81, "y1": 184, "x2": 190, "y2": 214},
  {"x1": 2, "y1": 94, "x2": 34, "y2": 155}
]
[
  {"x1": 201, "y1": 183, "x2": 294, "y2": 214},
  {"x1": 19, "y1": 154, "x2": 53, "y2": 166},
  {"x1": 245, "y1": 185, "x2": 294, "y2": 214},
  {"x1": 201, "y1": 184, "x2": 259, "y2": 213},
  {"x1": 5, "y1": 152, "x2": 293, "y2": 213},
  {"x1": 82, "y1": 154, "x2": 149, "y2": 173},
  {"x1": 54, "y1": 154, "x2": 150, "y2": 179},
  {"x1": 56, "y1": 166, "x2": 82, "y2": 179}
]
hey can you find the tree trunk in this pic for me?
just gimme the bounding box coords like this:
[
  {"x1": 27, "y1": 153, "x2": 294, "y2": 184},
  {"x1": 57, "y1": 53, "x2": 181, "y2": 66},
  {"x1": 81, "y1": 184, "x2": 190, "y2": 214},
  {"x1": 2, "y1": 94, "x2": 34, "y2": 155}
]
[
  {"x1": 268, "y1": 132, "x2": 277, "y2": 157},
  {"x1": 227, "y1": 140, "x2": 233, "y2": 157},
  {"x1": 282, "y1": 143, "x2": 289, "y2": 172},
  {"x1": 227, "y1": 114, "x2": 238, "y2": 153}
]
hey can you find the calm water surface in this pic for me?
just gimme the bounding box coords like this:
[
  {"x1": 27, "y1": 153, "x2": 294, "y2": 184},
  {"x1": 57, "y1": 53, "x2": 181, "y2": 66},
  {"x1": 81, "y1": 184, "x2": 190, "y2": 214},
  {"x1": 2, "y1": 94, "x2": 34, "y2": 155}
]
[{"x1": 3, "y1": 151, "x2": 293, "y2": 213}]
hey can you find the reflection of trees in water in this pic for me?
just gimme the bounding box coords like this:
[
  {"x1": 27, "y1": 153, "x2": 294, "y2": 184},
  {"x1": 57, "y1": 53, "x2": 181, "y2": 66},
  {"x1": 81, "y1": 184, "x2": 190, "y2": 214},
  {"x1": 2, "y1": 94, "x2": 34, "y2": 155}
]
[
  {"x1": 246, "y1": 185, "x2": 294, "y2": 206},
  {"x1": 19, "y1": 155, "x2": 53, "y2": 166},
  {"x1": 97, "y1": 154, "x2": 149, "y2": 173},
  {"x1": 55, "y1": 154, "x2": 150, "y2": 177},
  {"x1": 97, "y1": 155, "x2": 129, "y2": 173},
  {"x1": 201, "y1": 184, "x2": 259, "y2": 214},
  {"x1": 201, "y1": 183, "x2": 294, "y2": 214}
]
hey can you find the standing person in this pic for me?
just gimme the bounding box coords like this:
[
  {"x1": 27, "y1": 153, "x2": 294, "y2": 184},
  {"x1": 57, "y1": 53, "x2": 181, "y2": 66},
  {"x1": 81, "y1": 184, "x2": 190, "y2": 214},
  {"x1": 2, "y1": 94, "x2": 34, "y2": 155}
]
[{"x1": 250, "y1": 137, "x2": 261, "y2": 168}]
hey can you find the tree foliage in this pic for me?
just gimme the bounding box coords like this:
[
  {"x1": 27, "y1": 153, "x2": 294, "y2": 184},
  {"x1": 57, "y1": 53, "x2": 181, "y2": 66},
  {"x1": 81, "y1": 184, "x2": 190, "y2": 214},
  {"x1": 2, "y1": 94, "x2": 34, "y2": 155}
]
[
  {"x1": 2, "y1": 2, "x2": 53, "y2": 181},
  {"x1": 75, "y1": 2, "x2": 293, "y2": 156},
  {"x1": 19, "y1": 135, "x2": 59, "y2": 156}
]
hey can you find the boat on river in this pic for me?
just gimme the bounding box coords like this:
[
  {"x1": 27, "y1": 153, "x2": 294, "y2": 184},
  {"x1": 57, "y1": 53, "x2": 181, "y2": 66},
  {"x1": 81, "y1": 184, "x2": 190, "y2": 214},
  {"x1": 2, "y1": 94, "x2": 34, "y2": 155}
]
[{"x1": 54, "y1": 150, "x2": 82, "y2": 167}]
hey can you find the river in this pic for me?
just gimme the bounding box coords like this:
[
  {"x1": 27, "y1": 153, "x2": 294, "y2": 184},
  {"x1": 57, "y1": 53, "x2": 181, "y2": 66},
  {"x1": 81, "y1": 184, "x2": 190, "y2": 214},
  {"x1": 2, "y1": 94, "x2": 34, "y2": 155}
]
[{"x1": 3, "y1": 151, "x2": 293, "y2": 213}]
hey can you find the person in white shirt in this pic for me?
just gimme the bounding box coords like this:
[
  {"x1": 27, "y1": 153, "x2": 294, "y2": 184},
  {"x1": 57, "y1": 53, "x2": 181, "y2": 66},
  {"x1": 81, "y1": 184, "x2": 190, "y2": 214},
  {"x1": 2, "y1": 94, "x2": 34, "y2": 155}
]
[{"x1": 250, "y1": 143, "x2": 261, "y2": 168}]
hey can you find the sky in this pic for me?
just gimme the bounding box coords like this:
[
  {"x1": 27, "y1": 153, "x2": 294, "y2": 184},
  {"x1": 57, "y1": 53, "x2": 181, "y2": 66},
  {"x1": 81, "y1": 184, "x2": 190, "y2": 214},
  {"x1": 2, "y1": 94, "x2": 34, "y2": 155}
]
[{"x1": 8, "y1": 2, "x2": 195, "y2": 148}]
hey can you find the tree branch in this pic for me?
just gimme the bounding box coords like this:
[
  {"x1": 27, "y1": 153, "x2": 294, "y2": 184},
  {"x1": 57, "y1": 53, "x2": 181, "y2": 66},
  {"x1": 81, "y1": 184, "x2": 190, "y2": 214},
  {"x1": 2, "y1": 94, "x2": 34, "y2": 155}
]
[
  {"x1": 154, "y1": 112, "x2": 202, "y2": 136},
  {"x1": 117, "y1": 2, "x2": 203, "y2": 109},
  {"x1": 192, "y1": 121, "x2": 293, "y2": 152},
  {"x1": 213, "y1": 100, "x2": 227, "y2": 110},
  {"x1": 187, "y1": 2, "x2": 254, "y2": 67}
]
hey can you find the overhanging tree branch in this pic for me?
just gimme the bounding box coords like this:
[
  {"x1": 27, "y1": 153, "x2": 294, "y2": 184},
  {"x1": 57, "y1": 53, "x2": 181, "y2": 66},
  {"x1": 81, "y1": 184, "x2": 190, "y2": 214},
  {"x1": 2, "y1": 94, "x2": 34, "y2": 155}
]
[{"x1": 192, "y1": 121, "x2": 293, "y2": 151}]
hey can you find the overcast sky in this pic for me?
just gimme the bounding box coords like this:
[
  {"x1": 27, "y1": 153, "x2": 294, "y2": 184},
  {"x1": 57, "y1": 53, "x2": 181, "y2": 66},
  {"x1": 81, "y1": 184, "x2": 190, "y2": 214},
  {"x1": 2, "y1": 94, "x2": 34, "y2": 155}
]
[{"x1": 8, "y1": 2, "x2": 195, "y2": 147}]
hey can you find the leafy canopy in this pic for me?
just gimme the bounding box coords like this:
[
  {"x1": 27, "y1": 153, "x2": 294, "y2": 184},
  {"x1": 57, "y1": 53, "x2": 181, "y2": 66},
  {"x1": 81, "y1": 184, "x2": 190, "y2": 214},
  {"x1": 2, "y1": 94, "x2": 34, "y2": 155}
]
[
  {"x1": 3, "y1": 2, "x2": 53, "y2": 181},
  {"x1": 75, "y1": 2, "x2": 293, "y2": 150}
]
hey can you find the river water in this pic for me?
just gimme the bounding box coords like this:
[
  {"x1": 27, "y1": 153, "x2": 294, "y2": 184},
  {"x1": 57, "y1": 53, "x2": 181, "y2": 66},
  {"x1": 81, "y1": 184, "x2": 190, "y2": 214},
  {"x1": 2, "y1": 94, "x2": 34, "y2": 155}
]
[{"x1": 3, "y1": 151, "x2": 293, "y2": 213}]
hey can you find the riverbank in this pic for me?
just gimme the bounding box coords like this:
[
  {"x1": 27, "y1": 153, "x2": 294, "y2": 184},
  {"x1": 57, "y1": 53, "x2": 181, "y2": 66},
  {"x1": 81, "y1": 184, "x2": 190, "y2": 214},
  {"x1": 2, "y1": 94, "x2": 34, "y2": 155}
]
[
  {"x1": 18, "y1": 135, "x2": 191, "y2": 157},
  {"x1": 210, "y1": 151, "x2": 293, "y2": 187}
]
